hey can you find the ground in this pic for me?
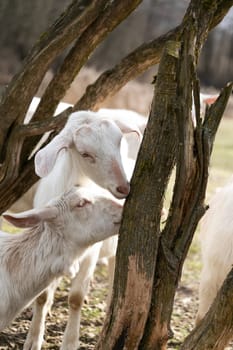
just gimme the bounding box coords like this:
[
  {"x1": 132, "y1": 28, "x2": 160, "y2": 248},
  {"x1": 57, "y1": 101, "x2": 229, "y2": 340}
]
[
  {"x1": 1, "y1": 248, "x2": 232, "y2": 350},
  {"x1": 0, "y1": 255, "x2": 201, "y2": 350},
  {"x1": 1, "y1": 117, "x2": 233, "y2": 350}
]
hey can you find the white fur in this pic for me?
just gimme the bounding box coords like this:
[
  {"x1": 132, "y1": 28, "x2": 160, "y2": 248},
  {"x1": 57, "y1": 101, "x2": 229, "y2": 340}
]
[
  {"x1": 8, "y1": 97, "x2": 72, "y2": 214},
  {"x1": 9, "y1": 103, "x2": 146, "y2": 214},
  {"x1": 0, "y1": 186, "x2": 122, "y2": 331},
  {"x1": 22, "y1": 104, "x2": 145, "y2": 350},
  {"x1": 5, "y1": 92, "x2": 213, "y2": 348},
  {"x1": 97, "y1": 108, "x2": 146, "y2": 160},
  {"x1": 192, "y1": 92, "x2": 218, "y2": 126},
  {"x1": 196, "y1": 179, "x2": 233, "y2": 323}
]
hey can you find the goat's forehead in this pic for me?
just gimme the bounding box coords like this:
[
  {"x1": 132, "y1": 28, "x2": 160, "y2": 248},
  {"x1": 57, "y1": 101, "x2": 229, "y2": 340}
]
[
  {"x1": 65, "y1": 187, "x2": 112, "y2": 202},
  {"x1": 47, "y1": 187, "x2": 80, "y2": 203},
  {"x1": 67, "y1": 111, "x2": 94, "y2": 125},
  {"x1": 67, "y1": 112, "x2": 122, "y2": 138},
  {"x1": 66, "y1": 187, "x2": 98, "y2": 203},
  {"x1": 92, "y1": 119, "x2": 122, "y2": 137},
  {"x1": 79, "y1": 124, "x2": 121, "y2": 146}
]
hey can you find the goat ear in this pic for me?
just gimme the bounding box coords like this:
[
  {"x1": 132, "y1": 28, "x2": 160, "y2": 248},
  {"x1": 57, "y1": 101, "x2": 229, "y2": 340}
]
[
  {"x1": 35, "y1": 134, "x2": 72, "y2": 178},
  {"x1": 73, "y1": 125, "x2": 93, "y2": 150},
  {"x1": 3, "y1": 207, "x2": 58, "y2": 228},
  {"x1": 76, "y1": 198, "x2": 92, "y2": 208},
  {"x1": 74, "y1": 125, "x2": 92, "y2": 138},
  {"x1": 113, "y1": 120, "x2": 142, "y2": 140},
  {"x1": 201, "y1": 94, "x2": 218, "y2": 105},
  {"x1": 203, "y1": 96, "x2": 218, "y2": 105}
]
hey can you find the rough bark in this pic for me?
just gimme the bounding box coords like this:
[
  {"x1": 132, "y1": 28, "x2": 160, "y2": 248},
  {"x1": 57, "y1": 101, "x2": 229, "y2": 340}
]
[
  {"x1": 96, "y1": 39, "x2": 179, "y2": 350},
  {"x1": 0, "y1": 7, "x2": 181, "y2": 214},
  {"x1": 0, "y1": 107, "x2": 72, "y2": 214},
  {"x1": 0, "y1": 0, "x2": 108, "y2": 152},
  {"x1": 96, "y1": 1, "x2": 233, "y2": 349},
  {"x1": 139, "y1": 1, "x2": 233, "y2": 349},
  {"x1": 21, "y1": 0, "x2": 143, "y2": 161},
  {"x1": 0, "y1": 0, "x2": 70, "y2": 56},
  {"x1": 0, "y1": 0, "x2": 231, "y2": 88},
  {"x1": 0, "y1": 0, "x2": 142, "y2": 214},
  {"x1": 74, "y1": 25, "x2": 181, "y2": 111},
  {"x1": 1, "y1": 0, "x2": 230, "y2": 215},
  {"x1": 0, "y1": 0, "x2": 232, "y2": 348},
  {"x1": 139, "y1": 80, "x2": 233, "y2": 350}
]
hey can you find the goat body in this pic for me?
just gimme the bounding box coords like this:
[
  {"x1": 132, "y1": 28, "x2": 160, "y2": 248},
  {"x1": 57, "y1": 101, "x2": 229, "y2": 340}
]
[
  {"x1": 196, "y1": 179, "x2": 233, "y2": 323},
  {"x1": 0, "y1": 186, "x2": 122, "y2": 331}
]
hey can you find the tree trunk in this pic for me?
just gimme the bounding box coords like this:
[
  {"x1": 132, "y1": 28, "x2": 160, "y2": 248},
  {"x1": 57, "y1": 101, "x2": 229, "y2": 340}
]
[
  {"x1": 0, "y1": 1, "x2": 232, "y2": 348},
  {"x1": 96, "y1": 1, "x2": 233, "y2": 349},
  {"x1": 96, "y1": 39, "x2": 179, "y2": 350},
  {"x1": 181, "y1": 267, "x2": 233, "y2": 350}
]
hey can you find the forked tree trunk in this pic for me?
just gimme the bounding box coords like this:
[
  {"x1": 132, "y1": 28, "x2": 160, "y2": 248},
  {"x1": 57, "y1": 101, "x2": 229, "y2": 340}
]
[
  {"x1": 0, "y1": 0, "x2": 230, "y2": 214},
  {"x1": 0, "y1": 1, "x2": 232, "y2": 348},
  {"x1": 96, "y1": 38, "x2": 179, "y2": 350},
  {"x1": 96, "y1": 1, "x2": 233, "y2": 349}
]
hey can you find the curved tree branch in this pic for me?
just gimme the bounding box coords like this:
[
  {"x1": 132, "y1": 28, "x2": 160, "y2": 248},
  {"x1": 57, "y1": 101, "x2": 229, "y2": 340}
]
[
  {"x1": 0, "y1": 0, "x2": 109, "y2": 155},
  {"x1": 74, "y1": 25, "x2": 182, "y2": 111},
  {"x1": 30, "y1": 0, "x2": 143, "y2": 124},
  {"x1": 0, "y1": 0, "x2": 232, "y2": 220},
  {"x1": 21, "y1": 0, "x2": 143, "y2": 161},
  {"x1": 18, "y1": 108, "x2": 73, "y2": 138}
]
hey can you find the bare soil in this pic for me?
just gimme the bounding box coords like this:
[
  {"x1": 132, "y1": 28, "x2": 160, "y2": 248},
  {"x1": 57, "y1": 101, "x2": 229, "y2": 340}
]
[{"x1": 0, "y1": 261, "x2": 201, "y2": 350}]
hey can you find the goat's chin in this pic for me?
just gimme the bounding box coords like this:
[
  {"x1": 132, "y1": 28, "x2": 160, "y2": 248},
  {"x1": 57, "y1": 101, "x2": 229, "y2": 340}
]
[{"x1": 110, "y1": 191, "x2": 127, "y2": 199}]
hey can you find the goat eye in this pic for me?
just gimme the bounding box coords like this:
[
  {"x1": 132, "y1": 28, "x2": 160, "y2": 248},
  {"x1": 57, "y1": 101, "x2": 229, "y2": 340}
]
[
  {"x1": 76, "y1": 199, "x2": 91, "y2": 208},
  {"x1": 80, "y1": 153, "x2": 95, "y2": 163}
]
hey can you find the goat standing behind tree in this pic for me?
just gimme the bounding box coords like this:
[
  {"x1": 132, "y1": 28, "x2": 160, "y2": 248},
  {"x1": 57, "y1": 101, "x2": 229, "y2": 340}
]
[{"x1": 196, "y1": 178, "x2": 233, "y2": 323}]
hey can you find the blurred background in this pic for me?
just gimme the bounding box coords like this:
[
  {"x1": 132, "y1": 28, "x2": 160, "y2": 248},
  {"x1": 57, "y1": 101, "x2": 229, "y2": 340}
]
[
  {"x1": 0, "y1": 0, "x2": 233, "y2": 117},
  {"x1": 0, "y1": 0, "x2": 232, "y2": 188},
  {"x1": 0, "y1": 3, "x2": 233, "y2": 347}
]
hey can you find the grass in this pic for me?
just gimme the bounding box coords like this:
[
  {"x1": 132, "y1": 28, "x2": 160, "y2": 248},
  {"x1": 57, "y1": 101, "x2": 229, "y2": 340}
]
[
  {"x1": 207, "y1": 118, "x2": 233, "y2": 196},
  {"x1": 212, "y1": 118, "x2": 233, "y2": 171}
]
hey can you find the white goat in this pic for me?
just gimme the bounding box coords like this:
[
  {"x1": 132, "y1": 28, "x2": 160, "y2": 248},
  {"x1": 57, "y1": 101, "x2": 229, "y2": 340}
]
[
  {"x1": 24, "y1": 96, "x2": 72, "y2": 124},
  {"x1": 191, "y1": 92, "x2": 218, "y2": 126},
  {"x1": 8, "y1": 91, "x2": 215, "y2": 213},
  {"x1": 196, "y1": 179, "x2": 233, "y2": 324},
  {"x1": 8, "y1": 97, "x2": 73, "y2": 214},
  {"x1": 22, "y1": 107, "x2": 145, "y2": 350},
  {"x1": 0, "y1": 186, "x2": 122, "y2": 332},
  {"x1": 5, "y1": 92, "x2": 216, "y2": 348},
  {"x1": 16, "y1": 92, "x2": 215, "y2": 349},
  {"x1": 9, "y1": 103, "x2": 144, "y2": 214}
]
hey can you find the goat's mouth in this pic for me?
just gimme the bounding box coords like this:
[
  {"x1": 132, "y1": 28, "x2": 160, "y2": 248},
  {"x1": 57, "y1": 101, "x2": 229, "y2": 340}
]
[{"x1": 110, "y1": 190, "x2": 127, "y2": 200}]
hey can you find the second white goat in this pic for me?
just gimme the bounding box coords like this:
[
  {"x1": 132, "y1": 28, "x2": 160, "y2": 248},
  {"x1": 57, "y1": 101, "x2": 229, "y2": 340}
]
[
  {"x1": 196, "y1": 179, "x2": 233, "y2": 323},
  {"x1": 0, "y1": 186, "x2": 122, "y2": 331}
]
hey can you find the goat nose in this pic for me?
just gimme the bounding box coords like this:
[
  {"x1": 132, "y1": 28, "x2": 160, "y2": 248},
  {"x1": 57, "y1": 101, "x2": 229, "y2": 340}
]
[{"x1": 116, "y1": 183, "x2": 130, "y2": 196}]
